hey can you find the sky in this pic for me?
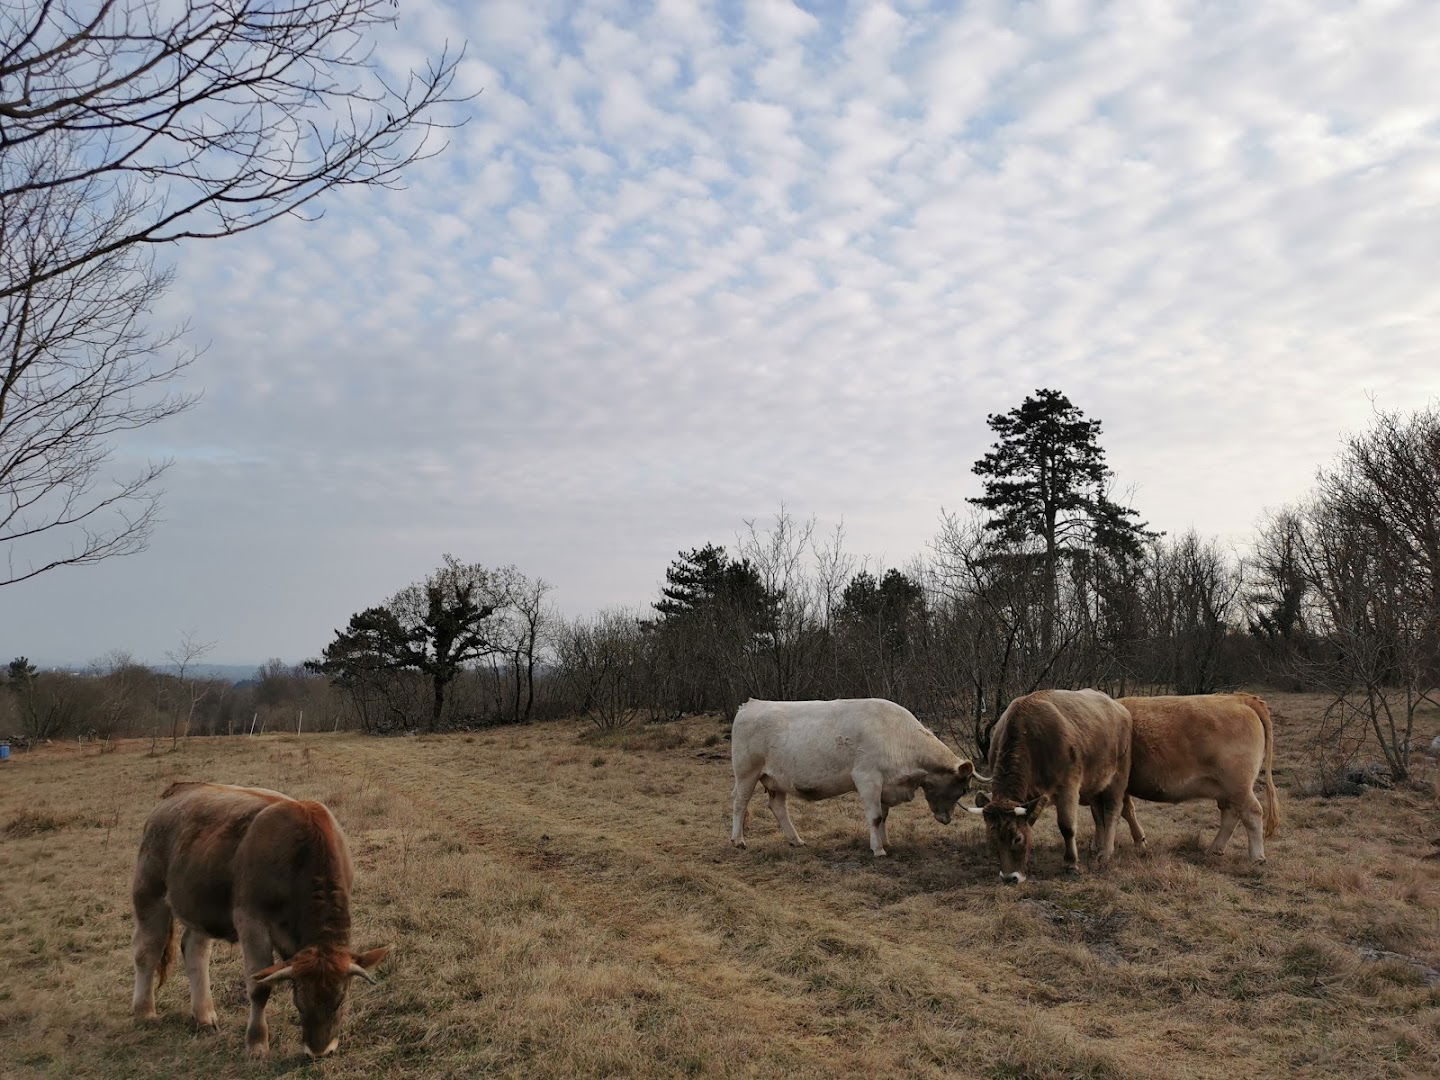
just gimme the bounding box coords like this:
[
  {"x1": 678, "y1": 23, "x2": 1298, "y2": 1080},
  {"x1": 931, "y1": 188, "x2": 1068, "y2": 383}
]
[{"x1": 6, "y1": 0, "x2": 1440, "y2": 668}]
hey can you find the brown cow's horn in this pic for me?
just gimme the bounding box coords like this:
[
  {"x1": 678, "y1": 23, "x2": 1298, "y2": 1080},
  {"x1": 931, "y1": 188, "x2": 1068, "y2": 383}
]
[
  {"x1": 257, "y1": 964, "x2": 295, "y2": 985},
  {"x1": 348, "y1": 962, "x2": 379, "y2": 985}
]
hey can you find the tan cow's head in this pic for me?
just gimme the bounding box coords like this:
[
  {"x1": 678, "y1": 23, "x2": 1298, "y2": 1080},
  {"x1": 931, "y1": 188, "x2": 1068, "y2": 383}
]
[
  {"x1": 967, "y1": 792, "x2": 1049, "y2": 883},
  {"x1": 256, "y1": 944, "x2": 390, "y2": 1057},
  {"x1": 919, "y1": 760, "x2": 980, "y2": 824}
]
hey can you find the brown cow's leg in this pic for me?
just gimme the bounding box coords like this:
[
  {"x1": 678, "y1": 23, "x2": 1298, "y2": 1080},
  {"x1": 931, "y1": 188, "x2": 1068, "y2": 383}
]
[
  {"x1": 130, "y1": 883, "x2": 173, "y2": 1020},
  {"x1": 1122, "y1": 796, "x2": 1147, "y2": 850},
  {"x1": 1239, "y1": 792, "x2": 1267, "y2": 863},
  {"x1": 182, "y1": 928, "x2": 217, "y2": 1030},
  {"x1": 1208, "y1": 799, "x2": 1241, "y2": 855},
  {"x1": 238, "y1": 917, "x2": 276, "y2": 1057},
  {"x1": 1057, "y1": 786, "x2": 1081, "y2": 873}
]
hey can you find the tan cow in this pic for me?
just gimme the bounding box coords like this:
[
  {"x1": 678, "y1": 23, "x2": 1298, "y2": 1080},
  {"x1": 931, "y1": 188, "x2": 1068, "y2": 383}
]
[
  {"x1": 1118, "y1": 693, "x2": 1280, "y2": 862},
  {"x1": 131, "y1": 782, "x2": 390, "y2": 1058},
  {"x1": 966, "y1": 688, "x2": 1132, "y2": 883}
]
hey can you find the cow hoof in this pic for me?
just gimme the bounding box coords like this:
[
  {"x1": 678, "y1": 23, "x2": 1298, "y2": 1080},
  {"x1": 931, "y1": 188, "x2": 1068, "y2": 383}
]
[
  {"x1": 1252, "y1": 856, "x2": 1267, "y2": 865},
  {"x1": 787, "y1": 839, "x2": 806, "y2": 848},
  {"x1": 247, "y1": 1043, "x2": 269, "y2": 1060},
  {"x1": 1064, "y1": 864, "x2": 1082, "y2": 876},
  {"x1": 134, "y1": 1009, "x2": 159, "y2": 1022},
  {"x1": 731, "y1": 838, "x2": 747, "y2": 850},
  {"x1": 872, "y1": 849, "x2": 888, "y2": 857},
  {"x1": 194, "y1": 1015, "x2": 219, "y2": 1033}
]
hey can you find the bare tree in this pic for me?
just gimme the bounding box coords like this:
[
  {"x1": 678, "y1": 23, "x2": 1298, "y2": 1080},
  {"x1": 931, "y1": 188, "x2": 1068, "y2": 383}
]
[
  {"x1": 1293, "y1": 408, "x2": 1440, "y2": 784},
  {"x1": 165, "y1": 629, "x2": 214, "y2": 747},
  {"x1": 0, "y1": 1, "x2": 465, "y2": 584},
  {"x1": 480, "y1": 568, "x2": 551, "y2": 724},
  {"x1": 556, "y1": 609, "x2": 645, "y2": 730},
  {"x1": 736, "y1": 506, "x2": 827, "y2": 701},
  {"x1": 1142, "y1": 532, "x2": 1243, "y2": 695}
]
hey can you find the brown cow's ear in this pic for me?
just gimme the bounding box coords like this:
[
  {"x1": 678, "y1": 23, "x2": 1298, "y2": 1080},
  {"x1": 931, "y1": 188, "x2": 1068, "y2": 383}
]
[
  {"x1": 255, "y1": 962, "x2": 295, "y2": 986},
  {"x1": 973, "y1": 791, "x2": 990, "y2": 809},
  {"x1": 349, "y1": 945, "x2": 391, "y2": 984},
  {"x1": 1028, "y1": 795, "x2": 1050, "y2": 814}
]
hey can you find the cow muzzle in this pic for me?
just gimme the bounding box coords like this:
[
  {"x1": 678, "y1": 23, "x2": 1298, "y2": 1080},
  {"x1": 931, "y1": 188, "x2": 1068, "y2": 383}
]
[
  {"x1": 999, "y1": 871, "x2": 1026, "y2": 885},
  {"x1": 934, "y1": 811, "x2": 952, "y2": 825},
  {"x1": 306, "y1": 1038, "x2": 339, "y2": 1059}
]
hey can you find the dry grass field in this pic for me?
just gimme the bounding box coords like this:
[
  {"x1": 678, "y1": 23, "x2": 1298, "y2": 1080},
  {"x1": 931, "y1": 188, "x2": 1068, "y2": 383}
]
[{"x1": 2, "y1": 692, "x2": 1439, "y2": 1079}]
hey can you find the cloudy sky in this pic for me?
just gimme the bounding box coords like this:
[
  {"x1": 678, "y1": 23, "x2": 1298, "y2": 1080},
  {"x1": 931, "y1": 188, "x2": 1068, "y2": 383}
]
[{"x1": 7, "y1": 0, "x2": 1440, "y2": 667}]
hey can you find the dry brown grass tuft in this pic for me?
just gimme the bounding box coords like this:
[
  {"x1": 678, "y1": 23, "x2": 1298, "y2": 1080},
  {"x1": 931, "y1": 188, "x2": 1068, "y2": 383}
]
[
  {"x1": 4, "y1": 809, "x2": 79, "y2": 837},
  {"x1": 0, "y1": 693, "x2": 1437, "y2": 1077}
]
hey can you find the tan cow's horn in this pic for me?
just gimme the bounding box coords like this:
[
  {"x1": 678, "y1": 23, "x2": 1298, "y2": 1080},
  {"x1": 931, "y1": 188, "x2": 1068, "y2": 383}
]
[
  {"x1": 971, "y1": 770, "x2": 992, "y2": 784},
  {"x1": 348, "y1": 962, "x2": 379, "y2": 985},
  {"x1": 963, "y1": 804, "x2": 985, "y2": 815}
]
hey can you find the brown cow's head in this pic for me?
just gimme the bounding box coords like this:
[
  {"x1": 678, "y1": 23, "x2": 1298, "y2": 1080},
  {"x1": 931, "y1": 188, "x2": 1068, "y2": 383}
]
[
  {"x1": 919, "y1": 760, "x2": 980, "y2": 824},
  {"x1": 967, "y1": 792, "x2": 1049, "y2": 883},
  {"x1": 256, "y1": 944, "x2": 390, "y2": 1057}
]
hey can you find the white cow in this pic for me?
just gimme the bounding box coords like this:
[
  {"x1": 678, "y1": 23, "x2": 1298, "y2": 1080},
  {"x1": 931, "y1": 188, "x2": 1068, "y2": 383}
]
[{"x1": 730, "y1": 698, "x2": 980, "y2": 856}]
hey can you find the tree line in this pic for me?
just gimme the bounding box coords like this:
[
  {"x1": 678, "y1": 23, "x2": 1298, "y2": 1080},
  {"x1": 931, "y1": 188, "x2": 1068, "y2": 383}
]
[{"x1": 4, "y1": 390, "x2": 1435, "y2": 790}]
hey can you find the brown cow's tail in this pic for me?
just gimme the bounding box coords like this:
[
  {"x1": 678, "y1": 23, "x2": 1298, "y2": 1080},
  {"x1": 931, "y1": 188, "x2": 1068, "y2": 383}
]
[
  {"x1": 1242, "y1": 693, "x2": 1280, "y2": 838},
  {"x1": 155, "y1": 920, "x2": 178, "y2": 990}
]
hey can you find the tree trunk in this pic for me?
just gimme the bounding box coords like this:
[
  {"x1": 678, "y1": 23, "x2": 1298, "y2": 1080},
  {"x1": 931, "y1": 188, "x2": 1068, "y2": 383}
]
[{"x1": 431, "y1": 674, "x2": 446, "y2": 732}]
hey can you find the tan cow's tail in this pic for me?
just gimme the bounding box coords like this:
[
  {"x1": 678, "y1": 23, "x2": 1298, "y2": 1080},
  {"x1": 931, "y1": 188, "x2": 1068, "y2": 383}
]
[{"x1": 1242, "y1": 693, "x2": 1280, "y2": 837}]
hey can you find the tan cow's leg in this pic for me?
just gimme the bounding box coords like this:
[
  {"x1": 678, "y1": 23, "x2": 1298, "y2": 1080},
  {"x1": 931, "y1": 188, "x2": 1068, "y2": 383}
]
[
  {"x1": 1091, "y1": 784, "x2": 1124, "y2": 868},
  {"x1": 238, "y1": 916, "x2": 276, "y2": 1058},
  {"x1": 130, "y1": 885, "x2": 173, "y2": 1020},
  {"x1": 1122, "y1": 795, "x2": 1147, "y2": 850},
  {"x1": 731, "y1": 770, "x2": 761, "y2": 849},
  {"x1": 1208, "y1": 799, "x2": 1241, "y2": 855},
  {"x1": 767, "y1": 789, "x2": 805, "y2": 847},
  {"x1": 182, "y1": 927, "x2": 218, "y2": 1029},
  {"x1": 1239, "y1": 792, "x2": 1267, "y2": 863}
]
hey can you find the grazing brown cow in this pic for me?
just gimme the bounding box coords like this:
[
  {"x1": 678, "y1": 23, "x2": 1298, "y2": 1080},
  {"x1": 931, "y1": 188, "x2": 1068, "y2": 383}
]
[
  {"x1": 131, "y1": 782, "x2": 389, "y2": 1058},
  {"x1": 1118, "y1": 693, "x2": 1280, "y2": 862},
  {"x1": 966, "y1": 688, "x2": 1131, "y2": 883}
]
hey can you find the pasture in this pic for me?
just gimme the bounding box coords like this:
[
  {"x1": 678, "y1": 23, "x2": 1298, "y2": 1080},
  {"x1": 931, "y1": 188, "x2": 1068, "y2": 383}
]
[{"x1": 2, "y1": 693, "x2": 1438, "y2": 1079}]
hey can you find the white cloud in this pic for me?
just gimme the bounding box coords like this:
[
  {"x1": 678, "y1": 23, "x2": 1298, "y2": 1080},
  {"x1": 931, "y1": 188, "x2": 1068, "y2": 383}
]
[{"x1": 10, "y1": 0, "x2": 1440, "y2": 663}]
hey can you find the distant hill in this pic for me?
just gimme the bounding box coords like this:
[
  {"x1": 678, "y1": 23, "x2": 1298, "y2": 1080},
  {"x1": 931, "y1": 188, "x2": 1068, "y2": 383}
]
[
  {"x1": 33, "y1": 662, "x2": 278, "y2": 683},
  {"x1": 156, "y1": 663, "x2": 275, "y2": 684}
]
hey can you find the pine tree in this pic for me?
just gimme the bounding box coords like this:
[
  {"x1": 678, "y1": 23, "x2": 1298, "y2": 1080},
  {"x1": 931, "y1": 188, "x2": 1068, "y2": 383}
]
[
  {"x1": 653, "y1": 544, "x2": 775, "y2": 623},
  {"x1": 969, "y1": 389, "x2": 1155, "y2": 652}
]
